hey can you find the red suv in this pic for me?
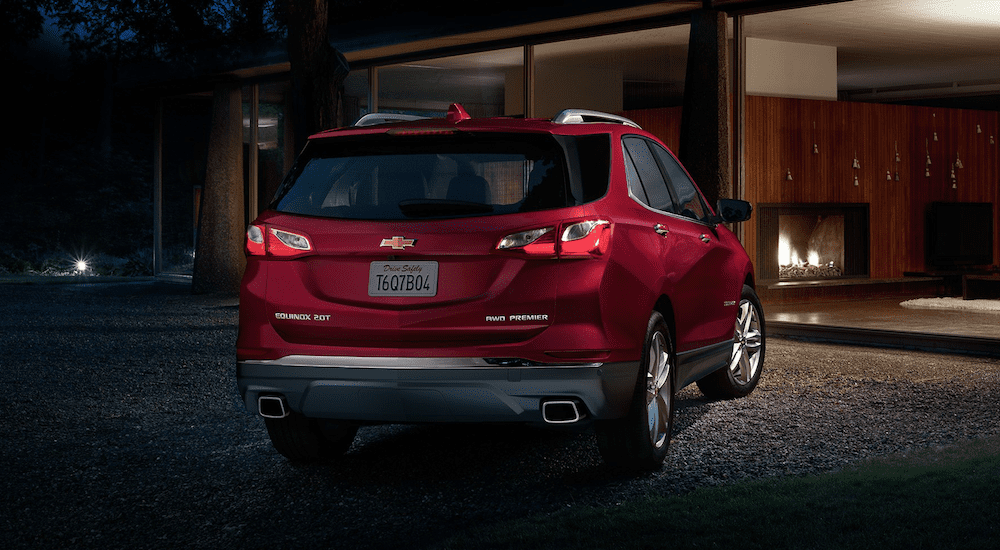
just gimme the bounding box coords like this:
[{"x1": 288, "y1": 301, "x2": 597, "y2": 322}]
[{"x1": 237, "y1": 104, "x2": 764, "y2": 470}]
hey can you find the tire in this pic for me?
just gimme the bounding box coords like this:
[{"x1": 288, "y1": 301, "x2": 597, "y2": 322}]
[
  {"x1": 697, "y1": 284, "x2": 765, "y2": 399},
  {"x1": 263, "y1": 413, "x2": 358, "y2": 462},
  {"x1": 595, "y1": 312, "x2": 675, "y2": 471}
]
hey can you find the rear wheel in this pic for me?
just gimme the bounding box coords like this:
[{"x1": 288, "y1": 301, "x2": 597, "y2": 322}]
[
  {"x1": 264, "y1": 413, "x2": 358, "y2": 462},
  {"x1": 697, "y1": 284, "x2": 765, "y2": 399},
  {"x1": 595, "y1": 312, "x2": 674, "y2": 471}
]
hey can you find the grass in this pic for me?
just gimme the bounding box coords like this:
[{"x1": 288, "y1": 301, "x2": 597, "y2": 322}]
[{"x1": 436, "y1": 437, "x2": 1000, "y2": 550}]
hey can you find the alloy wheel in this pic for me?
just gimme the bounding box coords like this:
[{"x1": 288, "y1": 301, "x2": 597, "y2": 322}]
[
  {"x1": 646, "y1": 331, "x2": 672, "y2": 449},
  {"x1": 730, "y1": 299, "x2": 763, "y2": 385}
]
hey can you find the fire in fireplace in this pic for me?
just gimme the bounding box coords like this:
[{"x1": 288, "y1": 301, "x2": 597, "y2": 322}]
[
  {"x1": 758, "y1": 204, "x2": 869, "y2": 281},
  {"x1": 778, "y1": 214, "x2": 845, "y2": 279}
]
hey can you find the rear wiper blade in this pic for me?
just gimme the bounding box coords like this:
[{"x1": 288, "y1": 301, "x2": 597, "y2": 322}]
[{"x1": 398, "y1": 199, "x2": 494, "y2": 218}]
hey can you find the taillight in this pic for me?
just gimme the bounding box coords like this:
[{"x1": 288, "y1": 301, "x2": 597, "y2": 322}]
[
  {"x1": 497, "y1": 220, "x2": 612, "y2": 259},
  {"x1": 560, "y1": 220, "x2": 612, "y2": 258},
  {"x1": 269, "y1": 228, "x2": 312, "y2": 256},
  {"x1": 497, "y1": 227, "x2": 556, "y2": 257},
  {"x1": 245, "y1": 224, "x2": 314, "y2": 258},
  {"x1": 246, "y1": 225, "x2": 266, "y2": 256}
]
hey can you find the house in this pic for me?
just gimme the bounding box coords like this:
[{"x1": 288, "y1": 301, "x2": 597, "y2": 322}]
[{"x1": 146, "y1": 0, "x2": 1000, "y2": 299}]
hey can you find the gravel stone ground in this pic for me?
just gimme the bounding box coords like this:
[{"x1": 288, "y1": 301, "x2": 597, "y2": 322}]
[{"x1": 2, "y1": 281, "x2": 999, "y2": 549}]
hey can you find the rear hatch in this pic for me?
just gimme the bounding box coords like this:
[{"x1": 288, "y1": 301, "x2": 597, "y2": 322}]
[
  {"x1": 249, "y1": 129, "x2": 611, "y2": 350},
  {"x1": 258, "y1": 213, "x2": 563, "y2": 348}
]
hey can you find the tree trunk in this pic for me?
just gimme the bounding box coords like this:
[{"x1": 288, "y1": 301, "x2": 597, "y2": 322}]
[
  {"x1": 286, "y1": 0, "x2": 349, "y2": 153},
  {"x1": 192, "y1": 83, "x2": 245, "y2": 295}
]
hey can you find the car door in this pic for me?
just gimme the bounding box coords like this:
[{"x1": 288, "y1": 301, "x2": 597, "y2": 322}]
[
  {"x1": 621, "y1": 136, "x2": 732, "y2": 351},
  {"x1": 648, "y1": 140, "x2": 743, "y2": 347}
]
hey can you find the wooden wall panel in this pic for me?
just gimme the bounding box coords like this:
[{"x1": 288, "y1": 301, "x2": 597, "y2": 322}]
[
  {"x1": 621, "y1": 107, "x2": 682, "y2": 153},
  {"x1": 627, "y1": 98, "x2": 999, "y2": 281}
]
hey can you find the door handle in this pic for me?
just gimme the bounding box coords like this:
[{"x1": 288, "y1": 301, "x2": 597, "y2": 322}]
[
  {"x1": 700, "y1": 234, "x2": 711, "y2": 243},
  {"x1": 654, "y1": 224, "x2": 669, "y2": 236}
]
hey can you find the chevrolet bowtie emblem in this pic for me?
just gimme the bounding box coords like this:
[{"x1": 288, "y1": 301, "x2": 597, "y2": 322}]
[{"x1": 380, "y1": 236, "x2": 416, "y2": 250}]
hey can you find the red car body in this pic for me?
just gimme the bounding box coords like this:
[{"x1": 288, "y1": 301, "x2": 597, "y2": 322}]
[{"x1": 237, "y1": 105, "x2": 764, "y2": 469}]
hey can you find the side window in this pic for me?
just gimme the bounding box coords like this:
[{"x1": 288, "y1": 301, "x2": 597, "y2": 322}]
[
  {"x1": 649, "y1": 142, "x2": 709, "y2": 221},
  {"x1": 622, "y1": 144, "x2": 648, "y2": 205},
  {"x1": 622, "y1": 138, "x2": 675, "y2": 212}
]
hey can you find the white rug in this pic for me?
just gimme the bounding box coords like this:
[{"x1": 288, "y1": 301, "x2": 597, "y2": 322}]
[{"x1": 901, "y1": 297, "x2": 1000, "y2": 313}]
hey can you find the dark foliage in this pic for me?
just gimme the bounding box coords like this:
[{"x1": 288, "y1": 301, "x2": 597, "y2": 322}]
[
  {"x1": 2, "y1": 0, "x2": 288, "y2": 275},
  {"x1": 0, "y1": 138, "x2": 153, "y2": 273}
]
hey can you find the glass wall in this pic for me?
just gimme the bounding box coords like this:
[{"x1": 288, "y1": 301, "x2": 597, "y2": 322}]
[
  {"x1": 343, "y1": 69, "x2": 369, "y2": 124},
  {"x1": 377, "y1": 48, "x2": 521, "y2": 118},
  {"x1": 243, "y1": 81, "x2": 293, "y2": 221},
  {"x1": 534, "y1": 25, "x2": 690, "y2": 119}
]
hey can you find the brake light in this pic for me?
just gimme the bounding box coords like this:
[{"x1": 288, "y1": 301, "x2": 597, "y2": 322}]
[
  {"x1": 560, "y1": 220, "x2": 612, "y2": 258},
  {"x1": 246, "y1": 225, "x2": 266, "y2": 256},
  {"x1": 496, "y1": 220, "x2": 612, "y2": 259},
  {"x1": 245, "y1": 224, "x2": 314, "y2": 258},
  {"x1": 497, "y1": 227, "x2": 556, "y2": 257},
  {"x1": 269, "y1": 228, "x2": 312, "y2": 255},
  {"x1": 387, "y1": 128, "x2": 456, "y2": 136}
]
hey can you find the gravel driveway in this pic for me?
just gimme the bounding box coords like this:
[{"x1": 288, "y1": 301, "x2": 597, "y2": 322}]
[{"x1": 2, "y1": 281, "x2": 998, "y2": 549}]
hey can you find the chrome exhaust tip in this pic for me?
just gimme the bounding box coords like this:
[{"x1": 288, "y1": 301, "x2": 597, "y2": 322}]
[
  {"x1": 542, "y1": 399, "x2": 584, "y2": 424},
  {"x1": 258, "y1": 395, "x2": 290, "y2": 419}
]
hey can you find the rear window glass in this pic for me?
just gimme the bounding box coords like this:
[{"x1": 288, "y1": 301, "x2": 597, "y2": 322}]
[{"x1": 271, "y1": 133, "x2": 609, "y2": 220}]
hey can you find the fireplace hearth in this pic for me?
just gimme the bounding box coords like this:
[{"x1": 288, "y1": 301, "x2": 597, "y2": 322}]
[{"x1": 758, "y1": 204, "x2": 869, "y2": 281}]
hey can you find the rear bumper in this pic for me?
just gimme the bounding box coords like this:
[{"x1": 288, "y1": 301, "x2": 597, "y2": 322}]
[{"x1": 236, "y1": 355, "x2": 639, "y2": 424}]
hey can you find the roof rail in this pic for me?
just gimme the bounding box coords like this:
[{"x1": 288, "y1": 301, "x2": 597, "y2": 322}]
[
  {"x1": 552, "y1": 109, "x2": 642, "y2": 129},
  {"x1": 354, "y1": 113, "x2": 428, "y2": 127}
]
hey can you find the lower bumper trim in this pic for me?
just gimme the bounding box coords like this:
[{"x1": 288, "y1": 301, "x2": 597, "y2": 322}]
[{"x1": 237, "y1": 356, "x2": 638, "y2": 424}]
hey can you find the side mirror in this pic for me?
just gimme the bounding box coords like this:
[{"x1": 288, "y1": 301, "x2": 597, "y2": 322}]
[{"x1": 715, "y1": 199, "x2": 753, "y2": 224}]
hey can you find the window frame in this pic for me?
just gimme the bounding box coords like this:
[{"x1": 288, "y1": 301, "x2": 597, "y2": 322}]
[{"x1": 621, "y1": 135, "x2": 714, "y2": 226}]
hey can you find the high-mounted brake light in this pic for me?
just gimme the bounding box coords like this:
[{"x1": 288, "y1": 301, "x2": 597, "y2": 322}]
[{"x1": 387, "y1": 128, "x2": 456, "y2": 136}]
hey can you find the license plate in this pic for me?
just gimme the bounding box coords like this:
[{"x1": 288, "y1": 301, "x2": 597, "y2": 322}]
[{"x1": 368, "y1": 261, "x2": 438, "y2": 297}]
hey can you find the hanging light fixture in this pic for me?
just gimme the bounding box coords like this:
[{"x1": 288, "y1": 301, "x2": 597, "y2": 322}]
[{"x1": 925, "y1": 139, "x2": 932, "y2": 177}]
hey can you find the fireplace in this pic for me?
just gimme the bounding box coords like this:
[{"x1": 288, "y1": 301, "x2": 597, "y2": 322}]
[{"x1": 758, "y1": 204, "x2": 869, "y2": 281}]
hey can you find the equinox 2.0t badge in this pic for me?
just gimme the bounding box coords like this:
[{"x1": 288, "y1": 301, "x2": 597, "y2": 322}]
[{"x1": 380, "y1": 236, "x2": 416, "y2": 250}]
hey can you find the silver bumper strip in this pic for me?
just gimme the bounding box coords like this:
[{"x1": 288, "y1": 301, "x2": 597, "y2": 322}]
[{"x1": 241, "y1": 355, "x2": 602, "y2": 369}]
